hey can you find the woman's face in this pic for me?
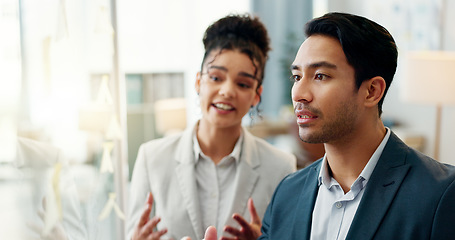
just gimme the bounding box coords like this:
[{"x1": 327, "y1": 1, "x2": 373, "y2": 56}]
[{"x1": 196, "y1": 49, "x2": 262, "y2": 130}]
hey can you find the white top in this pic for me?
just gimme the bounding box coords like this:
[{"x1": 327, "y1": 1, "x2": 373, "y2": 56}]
[
  {"x1": 193, "y1": 131, "x2": 243, "y2": 236},
  {"x1": 310, "y1": 128, "x2": 391, "y2": 240}
]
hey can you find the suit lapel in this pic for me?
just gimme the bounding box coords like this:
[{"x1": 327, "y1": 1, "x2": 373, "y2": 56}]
[
  {"x1": 226, "y1": 158, "x2": 259, "y2": 225},
  {"x1": 347, "y1": 132, "x2": 411, "y2": 240},
  {"x1": 175, "y1": 126, "x2": 204, "y2": 240},
  {"x1": 223, "y1": 129, "x2": 259, "y2": 226},
  {"x1": 292, "y1": 162, "x2": 320, "y2": 240}
]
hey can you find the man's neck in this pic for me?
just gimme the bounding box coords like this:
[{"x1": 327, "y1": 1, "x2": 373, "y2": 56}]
[{"x1": 324, "y1": 121, "x2": 387, "y2": 193}]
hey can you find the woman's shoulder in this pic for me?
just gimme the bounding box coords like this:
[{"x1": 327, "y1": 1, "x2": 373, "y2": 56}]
[
  {"x1": 243, "y1": 129, "x2": 296, "y2": 171},
  {"x1": 245, "y1": 130, "x2": 294, "y2": 158},
  {"x1": 141, "y1": 131, "x2": 183, "y2": 149},
  {"x1": 142, "y1": 123, "x2": 196, "y2": 149},
  {"x1": 138, "y1": 129, "x2": 192, "y2": 158}
]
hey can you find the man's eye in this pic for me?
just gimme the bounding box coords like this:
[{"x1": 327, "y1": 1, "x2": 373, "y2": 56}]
[
  {"x1": 290, "y1": 75, "x2": 301, "y2": 82},
  {"x1": 315, "y1": 73, "x2": 328, "y2": 81}
]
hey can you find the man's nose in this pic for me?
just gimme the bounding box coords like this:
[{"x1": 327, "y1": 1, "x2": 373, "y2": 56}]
[{"x1": 291, "y1": 79, "x2": 312, "y2": 103}]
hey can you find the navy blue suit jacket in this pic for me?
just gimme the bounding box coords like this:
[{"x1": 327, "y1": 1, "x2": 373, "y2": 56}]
[{"x1": 259, "y1": 132, "x2": 455, "y2": 240}]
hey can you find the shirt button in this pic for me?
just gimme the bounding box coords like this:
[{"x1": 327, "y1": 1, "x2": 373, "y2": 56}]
[{"x1": 335, "y1": 202, "x2": 343, "y2": 208}]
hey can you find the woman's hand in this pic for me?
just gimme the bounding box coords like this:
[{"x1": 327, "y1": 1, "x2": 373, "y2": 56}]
[
  {"x1": 221, "y1": 198, "x2": 262, "y2": 240},
  {"x1": 132, "y1": 192, "x2": 168, "y2": 240}
]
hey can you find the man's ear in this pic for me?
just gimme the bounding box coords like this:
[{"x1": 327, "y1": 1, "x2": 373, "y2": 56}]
[
  {"x1": 195, "y1": 72, "x2": 202, "y2": 94},
  {"x1": 363, "y1": 76, "x2": 386, "y2": 108}
]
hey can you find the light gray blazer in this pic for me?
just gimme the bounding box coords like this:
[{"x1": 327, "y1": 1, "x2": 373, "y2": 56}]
[{"x1": 126, "y1": 124, "x2": 296, "y2": 240}]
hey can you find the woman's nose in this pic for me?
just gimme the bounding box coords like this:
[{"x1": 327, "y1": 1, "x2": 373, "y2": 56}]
[{"x1": 218, "y1": 80, "x2": 236, "y2": 98}]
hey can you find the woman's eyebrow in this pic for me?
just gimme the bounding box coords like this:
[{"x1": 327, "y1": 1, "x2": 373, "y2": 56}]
[
  {"x1": 208, "y1": 65, "x2": 228, "y2": 72},
  {"x1": 209, "y1": 65, "x2": 256, "y2": 80},
  {"x1": 238, "y1": 72, "x2": 256, "y2": 79}
]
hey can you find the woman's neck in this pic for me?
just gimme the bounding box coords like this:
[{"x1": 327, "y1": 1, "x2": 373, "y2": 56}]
[{"x1": 196, "y1": 120, "x2": 241, "y2": 164}]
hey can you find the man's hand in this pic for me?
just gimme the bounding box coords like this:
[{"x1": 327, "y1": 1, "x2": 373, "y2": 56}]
[
  {"x1": 204, "y1": 226, "x2": 217, "y2": 240},
  {"x1": 181, "y1": 226, "x2": 217, "y2": 240},
  {"x1": 132, "y1": 192, "x2": 168, "y2": 240},
  {"x1": 221, "y1": 198, "x2": 262, "y2": 240}
]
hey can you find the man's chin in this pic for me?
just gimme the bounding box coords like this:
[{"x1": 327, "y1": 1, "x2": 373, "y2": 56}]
[{"x1": 298, "y1": 130, "x2": 325, "y2": 144}]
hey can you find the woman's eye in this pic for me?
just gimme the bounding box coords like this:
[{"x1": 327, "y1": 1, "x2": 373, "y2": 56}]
[
  {"x1": 290, "y1": 75, "x2": 301, "y2": 82},
  {"x1": 209, "y1": 75, "x2": 221, "y2": 81},
  {"x1": 238, "y1": 82, "x2": 251, "y2": 89}
]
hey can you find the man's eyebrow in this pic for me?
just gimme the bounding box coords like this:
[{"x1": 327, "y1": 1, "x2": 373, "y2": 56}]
[
  {"x1": 290, "y1": 65, "x2": 300, "y2": 71},
  {"x1": 308, "y1": 61, "x2": 337, "y2": 69},
  {"x1": 291, "y1": 61, "x2": 337, "y2": 71}
]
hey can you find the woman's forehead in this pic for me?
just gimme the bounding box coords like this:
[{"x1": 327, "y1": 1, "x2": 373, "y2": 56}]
[{"x1": 204, "y1": 49, "x2": 258, "y2": 72}]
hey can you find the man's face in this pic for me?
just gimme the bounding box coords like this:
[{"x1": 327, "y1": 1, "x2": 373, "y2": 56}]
[{"x1": 290, "y1": 35, "x2": 363, "y2": 144}]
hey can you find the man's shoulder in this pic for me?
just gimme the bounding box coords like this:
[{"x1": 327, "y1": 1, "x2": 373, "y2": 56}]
[
  {"x1": 381, "y1": 134, "x2": 455, "y2": 192},
  {"x1": 278, "y1": 159, "x2": 322, "y2": 187},
  {"x1": 263, "y1": 159, "x2": 321, "y2": 227},
  {"x1": 385, "y1": 132, "x2": 454, "y2": 176},
  {"x1": 400, "y1": 142, "x2": 455, "y2": 182}
]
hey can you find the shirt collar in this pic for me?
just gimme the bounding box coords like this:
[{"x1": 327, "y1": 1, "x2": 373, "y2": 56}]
[
  {"x1": 318, "y1": 127, "x2": 391, "y2": 188},
  {"x1": 192, "y1": 128, "x2": 244, "y2": 164},
  {"x1": 318, "y1": 155, "x2": 330, "y2": 187},
  {"x1": 358, "y1": 127, "x2": 391, "y2": 186}
]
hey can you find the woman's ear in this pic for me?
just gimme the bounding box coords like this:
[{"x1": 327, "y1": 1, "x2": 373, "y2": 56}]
[
  {"x1": 363, "y1": 76, "x2": 386, "y2": 108},
  {"x1": 195, "y1": 72, "x2": 202, "y2": 94},
  {"x1": 253, "y1": 85, "x2": 263, "y2": 107}
]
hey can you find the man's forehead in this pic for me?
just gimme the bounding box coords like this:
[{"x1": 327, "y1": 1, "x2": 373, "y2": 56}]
[{"x1": 292, "y1": 35, "x2": 346, "y2": 68}]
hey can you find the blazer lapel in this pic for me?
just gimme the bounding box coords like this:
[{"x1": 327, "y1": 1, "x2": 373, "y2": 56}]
[
  {"x1": 224, "y1": 129, "x2": 259, "y2": 226},
  {"x1": 291, "y1": 162, "x2": 320, "y2": 240},
  {"x1": 347, "y1": 132, "x2": 411, "y2": 240},
  {"x1": 175, "y1": 126, "x2": 204, "y2": 240},
  {"x1": 226, "y1": 159, "x2": 259, "y2": 225}
]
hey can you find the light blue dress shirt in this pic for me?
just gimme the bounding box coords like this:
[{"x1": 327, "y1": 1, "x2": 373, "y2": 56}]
[
  {"x1": 310, "y1": 128, "x2": 391, "y2": 240},
  {"x1": 193, "y1": 130, "x2": 243, "y2": 237}
]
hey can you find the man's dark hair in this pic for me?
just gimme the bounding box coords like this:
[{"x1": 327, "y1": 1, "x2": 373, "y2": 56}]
[{"x1": 305, "y1": 12, "x2": 398, "y2": 116}]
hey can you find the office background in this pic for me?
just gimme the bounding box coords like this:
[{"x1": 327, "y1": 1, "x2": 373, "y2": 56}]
[{"x1": 1, "y1": 0, "x2": 454, "y2": 239}]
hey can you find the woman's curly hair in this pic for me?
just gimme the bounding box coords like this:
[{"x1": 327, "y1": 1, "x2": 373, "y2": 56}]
[{"x1": 201, "y1": 13, "x2": 271, "y2": 87}]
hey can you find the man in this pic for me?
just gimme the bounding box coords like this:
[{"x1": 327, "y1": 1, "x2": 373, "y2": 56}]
[{"x1": 203, "y1": 12, "x2": 455, "y2": 240}]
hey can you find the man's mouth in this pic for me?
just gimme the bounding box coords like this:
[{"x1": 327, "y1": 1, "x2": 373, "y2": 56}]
[{"x1": 298, "y1": 114, "x2": 317, "y2": 119}]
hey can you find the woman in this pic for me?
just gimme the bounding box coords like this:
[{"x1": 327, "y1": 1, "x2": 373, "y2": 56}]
[{"x1": 127, "y1": 14, "x2": 296, "y2": 240}]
